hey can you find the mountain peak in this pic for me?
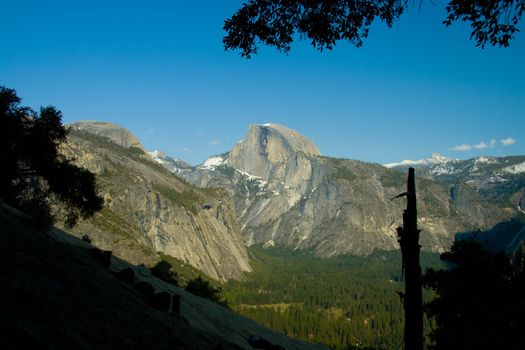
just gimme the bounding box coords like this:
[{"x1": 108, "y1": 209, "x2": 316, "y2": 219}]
[
  {"x1": 249, "y1": 123, "x2": 320, "y2": 155},
  {"x1": 431, "y1": 153, "x2": 452, "y2": 162},
  {"x1": 149, "y1": 150, "x2": 166, "y2": 158},
  {"x1": 67, "y1": 121, "x2": 144, "y2": 150},
  {"x1": 147, "y1": 149, "x2": 192, "y2": 174},
  {"x1": 384, "y1": 153, "x2": 453, "y2": 169},
  {"x1": 229, "y1": 123, "x2": 320, "y2": 178}
]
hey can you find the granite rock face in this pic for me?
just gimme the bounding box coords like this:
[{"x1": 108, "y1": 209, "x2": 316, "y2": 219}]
[
  {"x1": 68, "y1": 121, "x2": 144, "y2": 150},
  {"x1": 184, "y1": 124, "x2": 512, "y2": 256},
  {"x1": 62, "y1": 120, "x2": 516, "y2": 268},
  {"x1": 61, "y1": 122, "x2": 251, "y2": 281},
  {"x1": 229, "y1": 123, "x2": 320, "y2": 180}
]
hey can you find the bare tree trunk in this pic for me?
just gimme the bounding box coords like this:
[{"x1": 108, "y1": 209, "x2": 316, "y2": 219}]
[{"x1": 397, "y1": 168, "x2": 423, "y2": 350}]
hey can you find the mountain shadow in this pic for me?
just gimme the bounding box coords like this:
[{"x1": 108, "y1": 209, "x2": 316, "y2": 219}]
[{"x1": 455, "y1": 219, "x2": 525, "y2": 255}]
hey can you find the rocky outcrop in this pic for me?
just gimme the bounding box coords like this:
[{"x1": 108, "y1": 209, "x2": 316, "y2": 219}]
[
  {"x1": 189, "y1": 124, "x2": 329, "y2": 239},
  {"x1": 229, "y1": 123, "x2": 320, "y2": 180},
  {"x1": 68, "y1": 121, "x2": 144, "y2": 150},
  {"x1": 61, "y1": 122, "x2": 251, "y2": 281}
]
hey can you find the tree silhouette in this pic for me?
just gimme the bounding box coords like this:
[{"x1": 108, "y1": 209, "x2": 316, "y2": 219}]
[
  {"x1": 395, "y1": 168, "x2": 423, "y2": 350},
  {"x1": 0, "y1": 86, "x2": 103, "y2": 228},
  {"x1": 423, "y1": 240, "x2": 525, "y2": 350},
  {"x1": 224, "y1": 0, "x2": 524, "y2": 57}
]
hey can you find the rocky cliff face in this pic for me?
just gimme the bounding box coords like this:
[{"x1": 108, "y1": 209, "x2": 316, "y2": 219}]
[
  {"x1": 68, "y1": 121, "x2": 144, "y2": 149},
  {"x1": 184, "y1": 124, "x2": 512, "y2": 256},
  {"x1": 229, "y1": 123, "x2": 320, "y2": 180},
  {"x1": 61, "y1": 123, "x2": 251, "y2": 281},
  {"x1": 64, "y1": 120, "x2": 516, "y2": 266}
]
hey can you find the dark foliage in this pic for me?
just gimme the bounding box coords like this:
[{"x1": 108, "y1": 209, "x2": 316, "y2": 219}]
[
  {"x1": 135, "y1": 281, "x2": 155, "y2": 298},
  {"x1": 185, "y1": 276, "x2": 228, "y2": 308},
  {"x1": 224, "y1": 0, "x2": 404, "y2": 57},
  {"x1": 444, "y1": 0, "x2": 525, "y2": 48},
  {"x1": 0, "y1": 86, "x2": 103, "y2": 228},
  {"x1": 88, "y1": 248, "x2": 112, "y2": 268},
  {"x1": 423, "y1": 240, "x2": 525, "y2": 350},
  {"x1": 117, "y1": 267, "x2": 135, "y2": 284},
  {"x1": 224, "y1": 0, "x2": 524, "y2": 57},
  {"x1": 247, "y1": 336, "x2": 285, "y2": 350},
  {"x1": 150, "y1": 292, "x2": 172, "y2": 313},
  {"x1": 150, "y1": 260, "x2": 179, "y2": 286},
  {"x1": 172, "y1": 293, "x2": 181, "y2": 314}
]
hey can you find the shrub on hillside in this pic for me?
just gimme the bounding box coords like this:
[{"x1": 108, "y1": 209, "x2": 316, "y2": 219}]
[
  {"x1": 150, "y1": 260, "x2": 179, "y2": 286},
  {"x1": 185, "y1": 276, "x2": 228, "y2": 308}
]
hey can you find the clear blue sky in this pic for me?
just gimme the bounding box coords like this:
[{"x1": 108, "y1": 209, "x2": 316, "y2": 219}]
[{"x1": 2, "y1": 1, "x2": 524, "y2": 165}]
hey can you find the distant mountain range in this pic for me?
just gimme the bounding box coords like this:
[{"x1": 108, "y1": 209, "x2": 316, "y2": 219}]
[
  {"x1": 384, "y1": 153, "x2": 525, "y2": 210},
  {"x1": 63, "y1": 121, "x2": 524, "y2": 280},
  {"x1": 384, "y1": 153, "x2": 454, "y2": 169},
  {"x1": 151, "y1": 123, "x2": 517, "y2": 256},
  {"x1": 147, "y1": 150, "x2": 193, "y2": 175}
]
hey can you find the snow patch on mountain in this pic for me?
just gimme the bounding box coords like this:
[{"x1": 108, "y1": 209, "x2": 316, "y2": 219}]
[
  {"x1": 384, "y1": 153, "x2": 453, "y2": 168},
  {"x1": 471, "y1": 156, "x2": 499, "y2": 173},
  {"x1": 488, "y1": 174, "x2": 508, "y2": 183},
  {"x1": 147, "y1": 150, "x2": 192, "y2": 174},
  {"x1": 503, "y1": 161, "x2": 525, "y2": 174},
  {"x1": 383, "y1": 159, "x2": 427, "y2": 168},
  {"x1": 148, "y1": 150, "x2": 165, "y2": 158},
  {"x1": 235, "y1": 169, "x2": 268, "y2": 185},
  {"x1": 475, "y1": 156, "x2": 498, "y2": 165},
  {"x1": 430, "y1": 163, "x2": 458, "y2": 176},
  {"x1": 148, "y1": 150, "x2": 168, "y2": 165},
  {"x1": 199, "y1": 156, "x2": 225, "y2": 170}
]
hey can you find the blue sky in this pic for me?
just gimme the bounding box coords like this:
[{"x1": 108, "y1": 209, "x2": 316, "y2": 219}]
[{"x1": 1, "y1": 1, "x2": 524, "y2": 165}]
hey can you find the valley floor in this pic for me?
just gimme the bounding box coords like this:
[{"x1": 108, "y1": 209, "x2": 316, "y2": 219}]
[{"x1": 223, "y1": 246, "x2": 442, "y2": 350}]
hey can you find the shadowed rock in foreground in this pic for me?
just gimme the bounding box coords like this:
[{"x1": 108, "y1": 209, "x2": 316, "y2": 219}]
[{"x1": 0, "y1": 202, "x2": 328, "y2": 350}]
